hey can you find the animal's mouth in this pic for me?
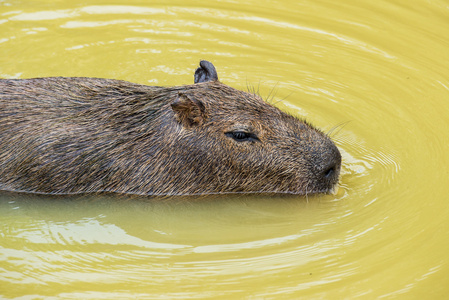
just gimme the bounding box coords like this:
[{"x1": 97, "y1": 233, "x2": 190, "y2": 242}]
[
  {"x1": 327, "y1": 182, "x2": 340, "y2": 195},
  {"x1": 295, "y1": 171, "x2": 341, "y2": 196},
  {"x1": 302, "y1": 184, "x2": 339, "y2": 196}
]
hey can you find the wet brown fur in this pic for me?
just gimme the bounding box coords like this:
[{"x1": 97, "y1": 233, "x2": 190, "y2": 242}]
[{"x1": 0, "y1": 68, "x2": 341, "y2": 196}]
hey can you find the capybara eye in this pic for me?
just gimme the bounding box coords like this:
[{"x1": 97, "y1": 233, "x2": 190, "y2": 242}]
[{"x1": 225, "y1": 131, "x2": 259, "y2": 142}]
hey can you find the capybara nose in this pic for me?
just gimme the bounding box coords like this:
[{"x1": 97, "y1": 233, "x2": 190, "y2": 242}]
[{"x1": 320, "y1": 146, "x2": 341, "y2": 184}]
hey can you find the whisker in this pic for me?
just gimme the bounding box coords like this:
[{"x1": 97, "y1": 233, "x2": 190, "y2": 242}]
[
  {"x1": 327, "y1": 121, "x2": 351, "y2": 137},
  {"x1": 265, "y1": 82, "x2": 279, "y2": 104},
  {"x1": 246, "y1": 80, "x2": 259, "y2": 98},
  {"x1": 305, "y1": 184, "x2": 309, "y2": 203},
  {"x1": 273, "y1": 91, "x2": 294, "y2": 106},
  {"x1": 246, "y1": 79, "x2": 252, "y2": 95}
]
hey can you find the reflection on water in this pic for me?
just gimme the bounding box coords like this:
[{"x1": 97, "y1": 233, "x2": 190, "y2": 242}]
[{"x1": 1, "y1": 0, "x2": 449, "y2": 298}]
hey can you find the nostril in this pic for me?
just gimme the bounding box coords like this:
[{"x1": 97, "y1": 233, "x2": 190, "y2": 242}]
[{"x1": 323, "y1": 165, "x2": 335, "y2": 179}]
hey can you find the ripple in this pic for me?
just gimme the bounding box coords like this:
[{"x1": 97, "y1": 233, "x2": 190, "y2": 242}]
[{"x1": 1, "y1": 0, "x2": 449, "y2": 298}]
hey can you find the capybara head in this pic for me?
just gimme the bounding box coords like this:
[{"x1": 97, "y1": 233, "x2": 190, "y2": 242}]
[
  {"x1": 164, "y1": 61, "x2": 341, "y2": 195},
  {"x1": 0, "y1": 60, "x2": 341, "y2": 196}
]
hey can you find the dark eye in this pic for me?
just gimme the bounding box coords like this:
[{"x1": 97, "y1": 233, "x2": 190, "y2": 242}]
[{"x1": 225, "y1": 131, "x2": 259, "y2": 142}]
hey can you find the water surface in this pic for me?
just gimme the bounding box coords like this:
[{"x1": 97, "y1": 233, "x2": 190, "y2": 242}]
[{"x1": 1, "y1": 0, "x2": 449, "y2": 298}]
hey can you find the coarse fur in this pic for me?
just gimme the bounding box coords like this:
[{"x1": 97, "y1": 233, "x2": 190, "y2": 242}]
[{"x1": 0, "y1": 61, "x2": 341, "y2": 196}]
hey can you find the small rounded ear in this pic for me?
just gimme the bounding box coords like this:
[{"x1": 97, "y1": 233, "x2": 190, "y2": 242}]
[
  {"x1": 194, "y1": 60, "x2": 218, "y2": 83},
  {"x1": 171, "y1": 93, "x2": 206, "y2": 128}
]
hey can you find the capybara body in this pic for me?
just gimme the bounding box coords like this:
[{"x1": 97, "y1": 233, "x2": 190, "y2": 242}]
[{"x1": 0, "y1": 61, "x2": 341, "y2": 196}]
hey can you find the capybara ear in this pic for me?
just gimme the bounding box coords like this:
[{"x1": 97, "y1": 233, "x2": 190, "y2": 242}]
[
  {"x1": 194, "y1": 60, "x2": 218, "y2": 83},
  {"x1": 171, "y1": 93, "x2": 206, "y2": 127}
]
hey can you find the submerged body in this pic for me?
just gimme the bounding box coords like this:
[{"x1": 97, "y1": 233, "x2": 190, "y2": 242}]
[{"x1": 0, "y1": 61, "x2": 341, "y2": 196}]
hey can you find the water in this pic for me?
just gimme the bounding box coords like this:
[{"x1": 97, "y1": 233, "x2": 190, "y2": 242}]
[{"x1": 1, "y1": 0, "x2": 449, "y2": 298}]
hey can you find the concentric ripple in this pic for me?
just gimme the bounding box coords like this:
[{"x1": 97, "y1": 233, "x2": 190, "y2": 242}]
[{"x1": 1, "y1": 0, "x2": 449, "y2": 298}]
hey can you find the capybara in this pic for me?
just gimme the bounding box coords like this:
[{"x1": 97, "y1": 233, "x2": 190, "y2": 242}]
[{"x1": 0, "y1": 61, "x2": 341, "y2": 196}]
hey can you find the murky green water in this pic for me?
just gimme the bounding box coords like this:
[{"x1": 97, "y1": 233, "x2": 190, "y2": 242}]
[{"x1": 1, "y1": 0, "x2": 449, "y2": 298}]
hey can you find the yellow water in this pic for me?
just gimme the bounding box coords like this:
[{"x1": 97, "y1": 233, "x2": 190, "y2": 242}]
[{"x1": 1, "y1": 0, "x2": 449, "y2": 298}]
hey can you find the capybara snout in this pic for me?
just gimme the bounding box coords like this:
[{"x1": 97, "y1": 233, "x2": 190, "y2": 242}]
[{"x1": 0, "y1": 61, "x2": 341, "y2": 196}]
